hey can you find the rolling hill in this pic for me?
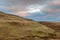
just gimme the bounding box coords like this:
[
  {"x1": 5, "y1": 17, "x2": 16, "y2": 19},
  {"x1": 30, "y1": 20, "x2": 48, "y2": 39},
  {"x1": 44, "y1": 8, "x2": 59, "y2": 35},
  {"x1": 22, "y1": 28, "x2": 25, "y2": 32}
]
[
  {"x1": 0, "y1": 12, "x2": 60, "y2": 40},
  {"x1": 40, "y1": 21, "x2": 60, "y2": 31}
]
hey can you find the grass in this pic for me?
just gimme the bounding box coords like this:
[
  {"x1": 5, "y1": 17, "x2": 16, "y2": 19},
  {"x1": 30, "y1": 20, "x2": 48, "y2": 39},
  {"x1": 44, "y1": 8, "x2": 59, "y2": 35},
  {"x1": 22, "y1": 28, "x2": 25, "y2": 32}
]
[{"x1": 0, "y1": 12, "x2": 59, "y2": 40}]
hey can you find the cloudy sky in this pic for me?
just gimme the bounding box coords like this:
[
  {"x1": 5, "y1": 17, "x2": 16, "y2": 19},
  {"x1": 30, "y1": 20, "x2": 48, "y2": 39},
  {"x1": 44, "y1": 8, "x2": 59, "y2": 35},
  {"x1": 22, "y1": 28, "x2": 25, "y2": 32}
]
[{"x1": 0, "y1": 0, "x2": 60, "y2": 22}]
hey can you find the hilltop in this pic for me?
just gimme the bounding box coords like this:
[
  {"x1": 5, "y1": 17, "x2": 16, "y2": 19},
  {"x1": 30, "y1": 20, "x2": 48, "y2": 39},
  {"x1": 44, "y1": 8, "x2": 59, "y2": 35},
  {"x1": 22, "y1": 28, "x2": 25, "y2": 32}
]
[{"x1": 0, "y1": 12, "x2": 59, "y2": 40}]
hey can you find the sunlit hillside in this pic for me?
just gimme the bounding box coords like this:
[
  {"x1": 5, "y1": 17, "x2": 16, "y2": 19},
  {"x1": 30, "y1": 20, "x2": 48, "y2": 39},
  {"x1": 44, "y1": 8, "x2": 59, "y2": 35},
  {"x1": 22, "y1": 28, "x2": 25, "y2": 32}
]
[{"x1": 0, "y1": 12, "x2": 60, "y2": 40}]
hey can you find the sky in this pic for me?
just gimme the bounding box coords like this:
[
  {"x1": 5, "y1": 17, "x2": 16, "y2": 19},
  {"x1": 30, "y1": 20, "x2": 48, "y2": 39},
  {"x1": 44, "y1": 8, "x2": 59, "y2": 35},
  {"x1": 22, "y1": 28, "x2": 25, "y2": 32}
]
[{"x1": 0, "y1": 0, "x2": 60, "y2": 22}]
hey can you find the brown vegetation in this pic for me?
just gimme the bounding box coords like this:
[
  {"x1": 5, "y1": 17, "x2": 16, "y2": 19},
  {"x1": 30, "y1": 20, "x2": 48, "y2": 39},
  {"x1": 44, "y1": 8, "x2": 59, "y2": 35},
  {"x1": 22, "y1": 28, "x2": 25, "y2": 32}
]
[{"x1": 0, "y1": 12, "x2": 60, "y2": 40}]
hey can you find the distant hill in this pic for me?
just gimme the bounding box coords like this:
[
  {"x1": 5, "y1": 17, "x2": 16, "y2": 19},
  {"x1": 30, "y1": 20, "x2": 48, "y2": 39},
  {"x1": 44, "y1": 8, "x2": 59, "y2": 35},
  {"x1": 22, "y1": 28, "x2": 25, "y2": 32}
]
[
  {"x1": 40, "y1": 21, "x2": 60, "y2": 31},
  {"x1": 0, "y1": 12, "x2": 60, "y2": 40}
]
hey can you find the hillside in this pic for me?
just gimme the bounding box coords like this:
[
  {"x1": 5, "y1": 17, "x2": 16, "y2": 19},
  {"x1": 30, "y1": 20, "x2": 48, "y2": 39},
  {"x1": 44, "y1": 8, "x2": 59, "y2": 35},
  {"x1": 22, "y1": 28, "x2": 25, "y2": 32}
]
[
  {"x1": 0, "y1": 12, "x2": 59, "y2": 40},
  {"x1": 40, "y1": 21, "x2": 60, "y2": 31}
]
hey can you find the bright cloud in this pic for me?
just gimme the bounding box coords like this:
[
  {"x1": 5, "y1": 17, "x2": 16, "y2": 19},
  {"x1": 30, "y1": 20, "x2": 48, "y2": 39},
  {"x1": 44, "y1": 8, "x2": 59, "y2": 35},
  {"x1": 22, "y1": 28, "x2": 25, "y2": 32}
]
[{"x1": 27, "y1": 4, "x2": 46, "y2": 13}]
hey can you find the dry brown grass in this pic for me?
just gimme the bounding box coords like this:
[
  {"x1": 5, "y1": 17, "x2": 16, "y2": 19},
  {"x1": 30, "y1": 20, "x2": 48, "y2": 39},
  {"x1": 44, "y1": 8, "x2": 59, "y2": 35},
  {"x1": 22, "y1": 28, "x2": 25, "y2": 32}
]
[{"x1": 0, "y1": 12, "x2": 59, "y2": 40}]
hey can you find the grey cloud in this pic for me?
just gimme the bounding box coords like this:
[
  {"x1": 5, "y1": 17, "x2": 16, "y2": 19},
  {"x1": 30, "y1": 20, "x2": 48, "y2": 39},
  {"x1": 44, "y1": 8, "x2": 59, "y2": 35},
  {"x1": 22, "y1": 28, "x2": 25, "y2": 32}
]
[{"x1": 0, "y1": 0, "x2": 49, "y2": 12}]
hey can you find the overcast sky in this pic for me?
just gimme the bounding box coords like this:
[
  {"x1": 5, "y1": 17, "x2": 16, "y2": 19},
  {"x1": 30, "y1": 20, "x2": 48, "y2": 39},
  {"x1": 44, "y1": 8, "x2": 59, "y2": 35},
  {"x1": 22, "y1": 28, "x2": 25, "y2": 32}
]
[{"x1": 0, "y1": 0, "x2": 60, "y2": 22}]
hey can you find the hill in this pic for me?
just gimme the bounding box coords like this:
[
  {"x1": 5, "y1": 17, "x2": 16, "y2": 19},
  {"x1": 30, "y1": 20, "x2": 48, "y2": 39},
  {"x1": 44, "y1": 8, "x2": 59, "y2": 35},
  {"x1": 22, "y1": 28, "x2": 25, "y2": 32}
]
[
  {"x1": 0, "y1": 12, "x2": 59, "y2": 40},
  {"x1": 40, "y1": 21, "x2": 60, "y2": 31}
]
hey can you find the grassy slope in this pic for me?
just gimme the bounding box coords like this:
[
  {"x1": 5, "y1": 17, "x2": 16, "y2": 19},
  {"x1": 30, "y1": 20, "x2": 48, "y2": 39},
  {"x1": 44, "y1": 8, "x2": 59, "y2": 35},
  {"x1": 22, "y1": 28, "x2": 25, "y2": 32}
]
[
  {"x1": 0, "y1": 12, "x2": 58, "y2": 40},
  {"x1": 40, "y1": 21, "x2": 60, "y2": 31}
]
